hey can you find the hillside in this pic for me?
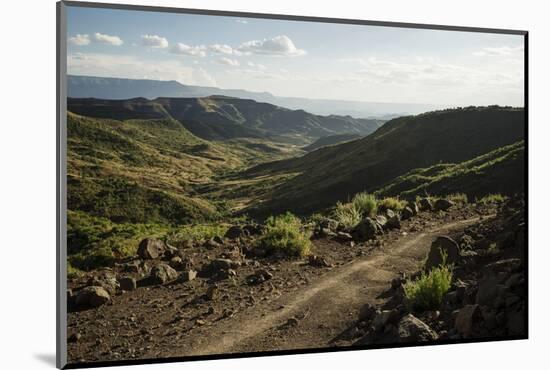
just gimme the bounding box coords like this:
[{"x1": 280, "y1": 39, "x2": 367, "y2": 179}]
[
  {"x1": 303, "y1": 134, "x2": 362, "y2": 152},
  {"x1": 375, "y1": 140, "x2": 525, "y2": 199},
  {"x1": 68, "y1": 75, "x2": 439, "y2": 117},
  {"x1": 67, "y1": 96, "x2": 384, "y2": 144},
  {"x1": 237, "y1": 106, "x2": 525, "y2": 215}
]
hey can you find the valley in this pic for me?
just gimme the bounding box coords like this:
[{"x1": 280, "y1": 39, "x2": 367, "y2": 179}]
[{"x1": 65, "y1": 95, "x2": 526, "y2": 365}]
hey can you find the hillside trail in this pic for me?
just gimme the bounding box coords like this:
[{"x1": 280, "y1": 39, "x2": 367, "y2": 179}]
[{"x1": 182, "y1": 215, "x2": 489, "y2": 357}]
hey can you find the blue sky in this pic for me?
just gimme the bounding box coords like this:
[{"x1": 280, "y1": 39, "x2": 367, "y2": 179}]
[{"x1": 67, "y1": 6, "x2": 525, "y2": 106}]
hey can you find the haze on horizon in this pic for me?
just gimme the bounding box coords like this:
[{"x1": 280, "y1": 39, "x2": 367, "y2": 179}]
[{"x1": 66, "y1": 6, "x2": 525, "y2": 107}]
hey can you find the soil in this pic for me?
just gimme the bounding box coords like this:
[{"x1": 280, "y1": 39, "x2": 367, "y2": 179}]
[{"x1": 67, "y1": 204, "x2": 497, "y2": 364}]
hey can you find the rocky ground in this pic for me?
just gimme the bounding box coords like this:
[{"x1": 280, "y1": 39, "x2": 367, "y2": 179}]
[{"x1": 66, "y1": 198, "x2": 525, "y2": 365}]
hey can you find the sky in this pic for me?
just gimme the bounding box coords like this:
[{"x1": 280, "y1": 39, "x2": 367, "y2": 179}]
[{"x1": 66, "y1": 6, "x2": 525, "y2": 107}]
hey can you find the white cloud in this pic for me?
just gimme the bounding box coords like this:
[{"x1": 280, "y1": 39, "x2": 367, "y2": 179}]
[
  {"x1": 237, "y1": 35, "x2": 306, "y2": 57},
  {"x1": 67, "y1": 52, "x2": 217, "y2": 87},
  {"x1": 246, "y1": 61, "x2": 267, "y2": 70},
  {"x1": 141, "y1": 34, "x2": 169, "y2": 49},
  {"x1": 170, "y1": 43, "x2": 207, "y2": 57},
  {"x1": 236, "y1": 19, "x2": 248, "y2": 24},
  {"x1": 68, "y1": 34, "x2": 90, "y2": 46},
  {"x1": 473, "y1": 46, "x2": 524, "y2": 57},
  {"x1": 92, "y1": 33, "x2": 123, "y2": 46},
  {"x1": 219, "y1": 57, "x2": 240, "y2": 66},
  {"x1": 209, "y1": 44, "x2": 235, "y2": 55}
]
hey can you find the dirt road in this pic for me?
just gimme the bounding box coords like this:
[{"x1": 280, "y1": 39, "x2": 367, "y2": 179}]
[{"x1": 183, "y1": 216, "x2": 486, "y2": 357}]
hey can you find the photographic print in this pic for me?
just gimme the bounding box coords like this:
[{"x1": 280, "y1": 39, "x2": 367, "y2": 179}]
[{"x1": 59, "y1": 1, "x2": 527, "y2": 367}]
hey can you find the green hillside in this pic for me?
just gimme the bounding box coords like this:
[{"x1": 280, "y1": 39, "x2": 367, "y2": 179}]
[
  {"x1": 67, "y1": 96, "x2": 384, "y2": 144},
  {"x1": 239, "y1": 106, "x2": 525, "y2": 215},
  {"x1": 303, "y1": 133, "x2": 362, "y2": 152}
]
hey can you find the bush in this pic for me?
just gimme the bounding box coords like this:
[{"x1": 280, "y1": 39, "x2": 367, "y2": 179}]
[
  {"x1": 445, "y1": 193, "x2": 468, "y2": 204},
  {"x1": 377, "y1": 197, "x2": 406, "y2": 212},
  {"x1": 352, "y1": 192, "x2": 378, "y2": 217},
  {"x1": 255, "y1": 212, "x2": 312, "y2": 258},
  {"x1": 333, "y1": 202, "x2": 363, "y2": 230},
  {"x1": 403, "y1": 253, "x2": 453, "y2": 311},
  {"x1": 166, "y1": 223, "x2": 229, "y2": 247},
  {"x1": 477, "y1": 193, "x2": 508, "y2": 205}
]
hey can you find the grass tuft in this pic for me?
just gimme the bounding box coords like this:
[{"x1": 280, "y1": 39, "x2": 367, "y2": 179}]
[
  {"x1": 476, "y1": 193, "x2": 508, "y2": 205},
  {"x1": 377, "y1": 197, "x2": 407, "y2": 212},
  {"x1": 255, "y1": 212, "x2": 312, "y2": 258},
  {"x1": 352, "y1": 192, "x2": 378, "y2": 217},
  {"x1": 333, "y1": 202, "x2": 363, "y2": 230}
]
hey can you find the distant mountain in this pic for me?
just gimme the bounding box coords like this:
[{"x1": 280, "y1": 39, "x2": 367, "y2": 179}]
[
  {"x1": 67, "y1": 96, "x2": 385, "y2": 144},
  {"x1": 68, "y1": 75, "x2": 440, "y2": 118},
  {"x1": 240, "y1": 106, "x2": 525, "y2": 215},
  {"x1": 304, "y1": 134, "x2": 362, "y2": 152}
]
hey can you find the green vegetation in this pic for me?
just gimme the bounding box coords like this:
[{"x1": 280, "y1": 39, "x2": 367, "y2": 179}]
[
  {"x1": 445, "y1": 193, "x2": 469, "y2": 204},
  {"x1": 165, "y1": 224, "x2": 229, "y2": 247},
  {"x1": 255, "y1": 213, "x2": 312, "y2": 258},
  {"x1": 333, "y1": 202, "x2": 363, "y2": 230},
  {"x1": 404, "y1": 253, "x2": 453, "y2": 311},
  {"x1": 352, "y1": 192, "x2": 378, "y2": 217},
  {"x1": 477, "y1": 193, "x2": 508, "y2": 205},
  {"x1": 377, "y1": 197, "x2": 406, "y2": 212}
]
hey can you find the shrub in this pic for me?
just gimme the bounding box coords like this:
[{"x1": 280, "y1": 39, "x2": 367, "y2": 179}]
[
  {"x1": 445, "y1": 193, "x2": 468, "y2": 204},
  {"x1": 377, "y1": 197, "x2": 407, "y2": 212},
  {"x1": 333, "y1": 202, "x2": 363, "y2": 230},
  {"x1": 255, "y1": 212, "x2": 312, "y2": 258},
  {"x1": 166, "y1": 223, "x2": 229, "y2": 246},
  {"x1": 477, "y1": 193, "x2": 508, "y2": 205},
  {"x1": 404, "y1": 252, "x2": 453, "y2": 311},
  {"x1": 352, "y1": 192, "x2": 378, "y2": 217}
]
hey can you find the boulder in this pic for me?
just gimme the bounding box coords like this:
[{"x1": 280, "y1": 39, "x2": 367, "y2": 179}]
[
  {"x1": 203, "y1": 238, "x2": 222, "y2": 250},
  {"x1": 418, "y1": 198, "x2": 433, "y2": 211},
  {"x1": 375, "y1": 215, "x2": 387, "y2": 228},
  {"x1": 475, "y1": 277, "x2": 504, "y2": 307},
  {"x1": 425, "y1": 236, "x2": 460, "y2": 269},
  {"x1": 385, "y1": 209, "x2": 396, "y2": 219},
  {"x1": 137, "y1": 238, "x2": 165, "y2": 260},
  {"x1": 386, "y1": 215, "x2": 401, "y2": 229},
  {"x1": 319, "y1": 218, "x2": 339, "y2": 231},
  {"x1": 319, "y1": 228, "x2": 337, "y2": 237},
  {"x1": 163, "y1": 244, "x2": 179, "y2": 259},
  {"x1": 401, "y1": 206, "x2": 414, "y2": 220},
  {"x1": 118, "y1": 276, "x2": 136, "y2": 291},
  {"x1": 75, "y1": 286, "x2": 110, "y2": 308},
  {"x1": 454, "y1": 304, "x2": 481, "y2": 337},
  {"x1": 148, "y1": 263, "x2": 179, "y2": 285},
  {"x1": 371, "y1": 309, "x2": 400, "y2": 331},
  {"x1": 224, "y1": 226, "x2": 244, "y2": 239},
  {"x1": 86, "y1": 271, "x2": 119, "y2": 295},
  {"x1": 358, "y1": 303, "x2": 376, "y2": 321},
  {"x1": 336, "y1": 231, "x2": 353, "y2": 242},
  {"x1": 434, "y1": 198, "x2": 454, "y2": 211},
  {"x1": 397, "y1": 314, "x2": 439, "y2": 342},
  {"x1": 353, "y1": 217, "x2": 382, "y2": 241}
]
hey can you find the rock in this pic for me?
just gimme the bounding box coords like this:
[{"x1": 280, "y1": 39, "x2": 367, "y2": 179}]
[
  {"x1": 243, "y1": 224, "x2": 263, "y2": 236},
  {"x1": 225, "y1": 226, "x2": 244, "y2": 239},
  {"x1": 385, "y1": 209, "x2": 395, "y2": 219},
  {"x1": 209, "y1": 258, "x2": 240, "y2": 272},
  {"x1": 320, "y1": 228, "x2": 337, "y2": 237},
  {"x1": 353, "y1": 217, "x2": 382, "y2": 241},
  {"x1": 121, "y1": 261, "x2": 142, "y2": 274},
  {"x1": 148, "y1": 263, "x2": 179, "y2": 285},
  {"x1": 386, "y1": 215, "x2": 401, "y2": 229},
  {"x1": 169, "y1": 256, "x2": 184, "y2": 269},
  {"x1": 75, "y1": 286, "x2": 110, "y2": 308},
  {"x1": 372, "y1": 309, "x2": 400, "y2": 331},
  {"x1": 434, "y1": 198, "x2": 454, "y2": 211},
  {"x1": 484, "y1": 258, "x2": 522, "y2": 275},
  {"x1": 213, "y1": 235, "x2": 224, "y2": 245},
  {"x1": 454, "y1": 304, "x2": 481, "y2": 337},
  {"x1": 391, "y1": 276, "x2": 405, "y2": 290},
  {"x1": 476, "y1": 277, "x2": 504, "y2": 307},
  {"x1": 358, "y1": 303, "x2": 376, "y2": 321},
  {"x1": 336, "y1": 231, "x2": 353, "y2": 242},
  {"x1": 204, "y1": 286, "x2": 218, "y2": 301},
  {"x1": 203, "y1": 238, "x2": 222, "y2": 250},
  {"x1": 319, "y1": 218, "x2": 339, "y2": 231},
  {"x1": 459, "y1": 234, "x2": 475, "y2": 249},
  {"x1": 246, "y1": 269, "x2": 273, "y2": 285},
  {"x1": 397, "y1": 314, "x2": 438, "y2": 342},
  {"x1": 118, "y1": 277, "x2": 136, "y2": 291},
  {"x1": 407, "y1": 201, "x2": 419, "y2": 215},
  {"x1": 137, "y1": 238, "x2": 165, "y2": 260},
  {"x1": 86, "y1": 271, "x2": 119, "y2": 295},
  {"x1": 418, "y1": 197, "x2": 433, "y2": 211},
  {"x1": 425, "y1": 236, "x2": 460, "y2": 269},
  {"x1": 308, "y1": 255, "x2": 331, "y2": 267},
  {"x1": 163, "y1": 244, "x2": 179, "y2": 259},
  {"x1": 68, "y1": 333, "x2": 82, "y2": 343},
  {"x1": 375, "y1": 215, "x2": 387, "y2": 228},
  {"x1": 401, "y1": 207, "x2": 414, "y2": 220},
  {"x1": 180, "y1": 269, "x2": 197, "y2": 282}
]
